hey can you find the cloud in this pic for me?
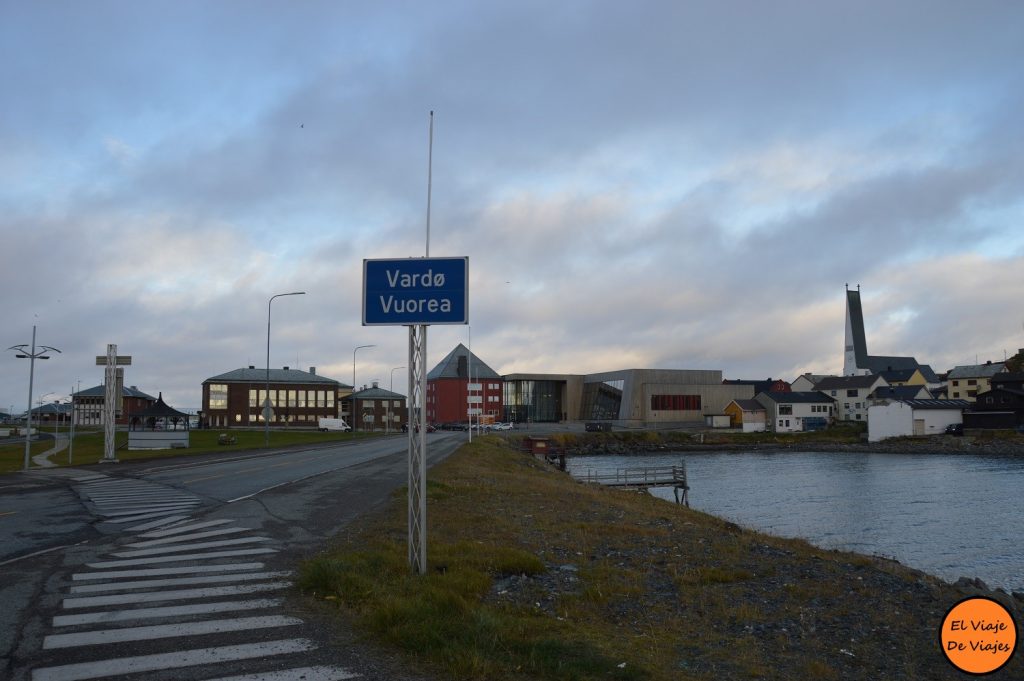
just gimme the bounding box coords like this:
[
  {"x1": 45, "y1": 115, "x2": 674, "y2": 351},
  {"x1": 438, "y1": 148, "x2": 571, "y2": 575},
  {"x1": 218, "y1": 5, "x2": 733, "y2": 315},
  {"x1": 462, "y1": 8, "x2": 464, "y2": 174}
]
[{"x1": 3, "y1": 2, "x2": 1024, "y2": 410}]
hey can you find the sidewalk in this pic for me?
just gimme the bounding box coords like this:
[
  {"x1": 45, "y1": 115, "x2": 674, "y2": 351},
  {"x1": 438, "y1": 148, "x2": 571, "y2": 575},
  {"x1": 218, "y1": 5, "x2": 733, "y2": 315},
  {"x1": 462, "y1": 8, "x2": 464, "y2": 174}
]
[{"x1": 31, "y1": 433, "x2": 67, "y2": 468}]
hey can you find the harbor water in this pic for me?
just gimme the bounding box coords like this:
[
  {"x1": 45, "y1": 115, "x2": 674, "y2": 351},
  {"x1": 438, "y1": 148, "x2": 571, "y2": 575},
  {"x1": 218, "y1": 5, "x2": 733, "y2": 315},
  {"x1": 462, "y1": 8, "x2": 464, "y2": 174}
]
[{"x1": 566, "y1": 450, "x2": 1024, "y2": 592}]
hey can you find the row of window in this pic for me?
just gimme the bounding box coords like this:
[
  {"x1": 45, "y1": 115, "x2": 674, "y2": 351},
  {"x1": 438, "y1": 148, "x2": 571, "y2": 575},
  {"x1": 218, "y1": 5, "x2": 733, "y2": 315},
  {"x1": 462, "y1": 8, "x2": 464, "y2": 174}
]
[
  {"x1": 650, "y1": 395, "x2": 702, "y2": 411},
  {"x1": 246, "y1": 389, "x2": 336, "y2": 410}
]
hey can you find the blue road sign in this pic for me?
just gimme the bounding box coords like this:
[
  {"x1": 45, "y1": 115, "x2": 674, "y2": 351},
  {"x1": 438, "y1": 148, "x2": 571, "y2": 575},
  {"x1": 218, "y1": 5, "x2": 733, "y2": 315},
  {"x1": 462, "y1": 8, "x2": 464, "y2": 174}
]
[{"x1": 363, "y1": 257, "x2": 468, "y2": 326}]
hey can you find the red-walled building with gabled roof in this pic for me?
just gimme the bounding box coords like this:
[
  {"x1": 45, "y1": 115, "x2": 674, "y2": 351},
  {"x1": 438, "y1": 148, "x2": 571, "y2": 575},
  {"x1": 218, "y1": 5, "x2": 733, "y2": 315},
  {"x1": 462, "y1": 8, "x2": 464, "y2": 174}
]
[{"x1": 426, "y1": 344, "x2": 503, "y2": 425}]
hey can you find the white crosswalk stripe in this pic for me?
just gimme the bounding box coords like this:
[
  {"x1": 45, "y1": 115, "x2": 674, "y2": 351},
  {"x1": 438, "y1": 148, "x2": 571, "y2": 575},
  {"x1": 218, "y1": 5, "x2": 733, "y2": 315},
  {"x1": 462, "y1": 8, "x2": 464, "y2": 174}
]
[{"x1": 23, "y1": 472, "x2": 360, "y2": 681}]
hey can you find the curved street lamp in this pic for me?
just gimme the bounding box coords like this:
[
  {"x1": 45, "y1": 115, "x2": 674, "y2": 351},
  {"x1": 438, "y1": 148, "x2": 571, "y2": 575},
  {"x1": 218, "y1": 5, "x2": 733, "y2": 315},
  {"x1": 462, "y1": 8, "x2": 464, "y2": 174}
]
[
  {"x1": 266, "y1": 292, "x2": 306, "y2": 447},
  {"x1": 352, "y1": 345, "x2": 376, "y2": 432},
  {"x1": 7, "y1": 325, "x2": 61, "y2": 470}
]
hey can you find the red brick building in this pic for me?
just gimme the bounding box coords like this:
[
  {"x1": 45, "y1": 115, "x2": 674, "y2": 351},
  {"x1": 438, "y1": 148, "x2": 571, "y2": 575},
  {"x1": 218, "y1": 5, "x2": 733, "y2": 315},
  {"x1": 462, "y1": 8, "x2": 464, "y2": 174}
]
[
  {"x1": 427, "y1": 344, "x2": 503, "y2": 425},
  {"x1": 201, "y1": 366, "x2": 352, "y2": 428},
  {"x1": 348, "y1": 382, "x2": 408, "y2": 432},
  {"x1": 73, "y1": 385, "x2": 157, "y2": 426}
]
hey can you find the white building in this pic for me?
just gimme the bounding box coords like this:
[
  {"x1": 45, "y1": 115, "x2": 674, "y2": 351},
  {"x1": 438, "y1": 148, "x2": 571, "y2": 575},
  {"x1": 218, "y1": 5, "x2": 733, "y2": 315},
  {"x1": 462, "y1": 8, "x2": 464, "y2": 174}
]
[
  {"x1": 867, "y1": 399, "x2": 971, "y2": 442},
  {"x1": 815, "y1": 374, "x2": 889, "y2": 423},
  {"x1": 755, "y1": 391, "x2": 836, "y2": 433}
]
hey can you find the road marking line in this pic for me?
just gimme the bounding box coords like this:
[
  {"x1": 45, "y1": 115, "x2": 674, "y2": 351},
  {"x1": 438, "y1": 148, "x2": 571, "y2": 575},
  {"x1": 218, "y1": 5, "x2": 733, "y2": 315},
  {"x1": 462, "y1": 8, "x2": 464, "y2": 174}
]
[
  {"x1": 124, "y1": 515, "x2": 190, "y2": 532},
  {"x1": 205, "y1": 666, "x2": 362, "y2": 681},
  {"x1": 63, "y1": 581, "x2": 292, "y2": 609},
  {"x1": 0, "y1": 510, "x2": 17, "y2": 518},
  {"x1": 88, "y1": 495, "x2": 198, "y2": 504},
  {"x1": 138, "y1": 518, "x2": 236, "y2": 537},
  {"x1": 73, "y1": 562, "x2": 266, "y2": 581},
  {"x1": 86, "y1": 548, "x2": 277, "y2": 568},
  {"x1": 31, "y1": 638, "x2": 317, "y2": 681},
  {"x1": 69, "y1": 571, "x2": 292, "y2": 594},
  {"x1": 125, "y1": 526, "x2": 248, "y2": 547},
  {"x1": 184, "y1": 472, "x2": 227, "y2": 483},
  {"x1": 100, "y1": 503, "x2": 200, "y2": 517},
  {"x1": 112, "y1": 536, "x2": 271, "y2": 558},
  {"x1": 53, "y1": 598, "x2": 284, "y2": 626},
  {"x1": 43, "y1": 614, "x2": 302, "y2": 649},
  {"x1": 105, "y1": 510, "x2": 196, "y2": 524}
]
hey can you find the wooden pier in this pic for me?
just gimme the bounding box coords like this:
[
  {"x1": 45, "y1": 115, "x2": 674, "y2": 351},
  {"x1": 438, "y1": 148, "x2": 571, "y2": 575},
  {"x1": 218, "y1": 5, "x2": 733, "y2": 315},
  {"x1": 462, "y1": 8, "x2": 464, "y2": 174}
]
[{"x1": 578, "y1": 463, "x2": 690, "y2": 506}]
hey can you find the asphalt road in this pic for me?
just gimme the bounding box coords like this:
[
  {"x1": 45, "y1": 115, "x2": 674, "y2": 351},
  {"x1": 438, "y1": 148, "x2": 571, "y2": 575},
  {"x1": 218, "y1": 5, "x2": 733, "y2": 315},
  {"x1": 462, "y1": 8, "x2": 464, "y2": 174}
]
[{"x1": 1, "y1": 432, "x2": 465, "y2": 681}]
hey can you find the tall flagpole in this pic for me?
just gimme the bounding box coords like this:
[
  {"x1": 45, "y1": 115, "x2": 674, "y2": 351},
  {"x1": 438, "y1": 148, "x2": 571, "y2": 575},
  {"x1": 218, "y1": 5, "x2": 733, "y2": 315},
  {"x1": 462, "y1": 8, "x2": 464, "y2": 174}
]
[{"x1": 408, "y1": 111, "x2": 433, "y2": 575}]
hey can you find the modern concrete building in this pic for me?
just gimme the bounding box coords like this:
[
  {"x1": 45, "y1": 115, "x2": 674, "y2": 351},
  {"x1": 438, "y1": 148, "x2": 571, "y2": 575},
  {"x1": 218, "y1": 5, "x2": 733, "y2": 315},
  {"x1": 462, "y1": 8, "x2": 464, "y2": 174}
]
[
  {"x1": 581, "y1": 368, "x2": 753, "y2": 427},
  {"x1": 201, "y1": 366, "x2": 352, "y2": 428},
  {"x1": 502, "y1": 373, "x2": 583, "y2": 424}
]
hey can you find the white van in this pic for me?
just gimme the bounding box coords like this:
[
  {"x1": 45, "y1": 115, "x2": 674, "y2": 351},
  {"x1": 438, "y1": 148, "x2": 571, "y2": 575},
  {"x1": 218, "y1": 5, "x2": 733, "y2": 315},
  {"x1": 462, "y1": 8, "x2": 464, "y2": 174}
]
[{"x1": 317, "y1": 418, "x2": 352, "y2": 432}]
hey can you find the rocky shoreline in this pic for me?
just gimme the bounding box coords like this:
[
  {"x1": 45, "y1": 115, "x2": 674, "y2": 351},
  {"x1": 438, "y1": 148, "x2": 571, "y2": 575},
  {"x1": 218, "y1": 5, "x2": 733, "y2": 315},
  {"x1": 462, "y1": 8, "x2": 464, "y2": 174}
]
[{"x1": 561, "y1": 434, "x2": 1024, "y2": 457}]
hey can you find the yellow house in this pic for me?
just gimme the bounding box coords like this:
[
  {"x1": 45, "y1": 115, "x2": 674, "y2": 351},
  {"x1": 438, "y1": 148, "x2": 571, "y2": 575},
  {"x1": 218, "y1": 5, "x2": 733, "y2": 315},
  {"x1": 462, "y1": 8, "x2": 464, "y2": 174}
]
[
  {"x1": 879, "y1": 368, "x2": 928, "y2": 387},
  {"x1": 724, "y1": 399, "x2": 767, "y2": 432},
  {"x1": 945, "y1": 362, "x2": 1007, "y2": 402}
]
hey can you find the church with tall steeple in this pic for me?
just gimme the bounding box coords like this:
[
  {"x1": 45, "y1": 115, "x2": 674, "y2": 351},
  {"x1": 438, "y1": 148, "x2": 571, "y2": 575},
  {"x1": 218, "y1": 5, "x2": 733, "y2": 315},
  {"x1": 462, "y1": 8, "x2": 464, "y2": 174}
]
[{"x1": 843, "y1": 285, "x2": 938, "y2": 382}]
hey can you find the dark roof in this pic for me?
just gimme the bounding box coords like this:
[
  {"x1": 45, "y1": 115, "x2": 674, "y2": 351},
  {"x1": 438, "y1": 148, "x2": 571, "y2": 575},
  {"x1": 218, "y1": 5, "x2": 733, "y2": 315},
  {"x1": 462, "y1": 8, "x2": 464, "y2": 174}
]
[
  {"x1": 757, "y1": 391, "x2": 835, "y2": 404},
  {"x1": 427, "y1": 343, "x2": 500, "y2": 380},
  {"x1": 350, "y1": 386, "x2": 406, "y2": 400},
  {"x1": 897, "y1": 399, "x2": 971, "y2": 410},
  {"x1": 131, "y1": 393, "x2": 190, "y2": 419},
  {"x1": 917, "y1": 365, "x2": 941, "y2": 384},
  {"x1": 815, "y1": 375, "x2": 884, "y2": 390},
  {"x1": 75, "y1": 385, "x2": 157, "y2": 400},
  {"x1": 859, "y1": 355, "x2": 922, "y2": 374},
  {"x1": 947, "y1": 362, "x2": 1007, "y2": 379},
  {"x1": 729, "y1": 399, "x2": 765, "y2": 412},
  {"x1": 878, "y1": 368, "x2": 917, "y2": 383},
  {"x1": 870, "y1": 385, "x2": 931, "y2": 400},
  {"x1": 204, "y1": 367, "x2": 349, "y2": 387}
]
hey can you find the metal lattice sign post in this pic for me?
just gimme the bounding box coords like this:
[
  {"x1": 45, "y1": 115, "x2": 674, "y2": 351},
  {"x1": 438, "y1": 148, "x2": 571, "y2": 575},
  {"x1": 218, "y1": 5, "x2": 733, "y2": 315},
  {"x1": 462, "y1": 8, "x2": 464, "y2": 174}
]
[
  {"x1": 364, "y1": 256, "x2": 468, "y2": 574},
  {"x1": 95, "y1": 345, "x2": 131, "y2": 463}
]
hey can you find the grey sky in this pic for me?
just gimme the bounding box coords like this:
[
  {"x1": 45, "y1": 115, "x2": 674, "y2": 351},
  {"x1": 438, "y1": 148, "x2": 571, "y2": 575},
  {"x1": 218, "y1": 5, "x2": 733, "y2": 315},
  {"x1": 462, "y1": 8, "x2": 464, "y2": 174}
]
[{"x1": 3, "y1": 1, "x2": 1023, "y2": 411}]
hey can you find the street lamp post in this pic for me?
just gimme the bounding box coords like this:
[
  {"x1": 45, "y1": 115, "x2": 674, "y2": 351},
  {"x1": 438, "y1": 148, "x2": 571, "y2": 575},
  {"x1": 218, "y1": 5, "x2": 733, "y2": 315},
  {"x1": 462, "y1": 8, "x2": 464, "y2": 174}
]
[
  {"x1": 7, "y1": 325, "x2": 61, "y2": 471},
  {"x1": 352, "y1": 344, "x2": 375, "y2": 432},
  {"x1": 266, "y1": 292, "x2": 306, "y2": 447},
  {"x1": 389, "y1": 366, "x2": 406, "y2": 435}
]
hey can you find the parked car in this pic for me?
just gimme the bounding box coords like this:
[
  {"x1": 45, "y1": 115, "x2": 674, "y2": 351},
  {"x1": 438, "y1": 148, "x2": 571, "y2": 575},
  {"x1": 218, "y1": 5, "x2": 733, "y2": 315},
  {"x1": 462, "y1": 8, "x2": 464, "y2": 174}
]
[
  {"x1": 490, "y1": 422, "x2": 513, "y2": 431},
  {"x1": 945, "y1": 423, "x2": 964, "y2": 436},
  {"x1": 585, "y1": 422, "x2": 612, "y2": 432}
]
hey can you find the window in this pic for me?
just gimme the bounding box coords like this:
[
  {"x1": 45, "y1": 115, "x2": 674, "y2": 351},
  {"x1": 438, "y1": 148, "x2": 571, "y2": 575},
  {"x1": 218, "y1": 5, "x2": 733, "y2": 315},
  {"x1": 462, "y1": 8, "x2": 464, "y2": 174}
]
[
  {"x1": 209, "y1": 384, "x2": 228, "y2": 409},
  {"x1": 249, "y1": 389, "x2": 258, "y2": 408},
  {"x1": 967, "y1": 379, "x2": 977, "y2": 386},
  {"x1": 953, "y1": 392, "x2": 960, "y2": 398},
  {"x1": 855, "y1": 414, "x2": 862, "y2": 420},
  {"x1": 847, "y1": 389, "x2": 859, "y2": 397},
  {"x1": 831, "y1": 390, "x2": 837, "y2": 396},
  {"x1": 779, "y1": 405, "x2": 793, "y2": 415},
  {"x1": 953, "y1": 380, "x2": 960, "y2": 386},
  {"x1": 650, "y1": 395, "x2": 702, "y2": 411}
]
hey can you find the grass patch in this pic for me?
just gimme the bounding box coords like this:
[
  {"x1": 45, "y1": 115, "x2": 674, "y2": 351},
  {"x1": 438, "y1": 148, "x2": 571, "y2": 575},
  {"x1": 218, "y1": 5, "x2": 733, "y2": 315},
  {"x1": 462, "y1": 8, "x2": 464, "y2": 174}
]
[
  {"x1": 0, "y1": 427, "x2": 380, "y2": 474},
  {"x1": 299, "y1": 437, "x2": 1022, "y2": 680}
]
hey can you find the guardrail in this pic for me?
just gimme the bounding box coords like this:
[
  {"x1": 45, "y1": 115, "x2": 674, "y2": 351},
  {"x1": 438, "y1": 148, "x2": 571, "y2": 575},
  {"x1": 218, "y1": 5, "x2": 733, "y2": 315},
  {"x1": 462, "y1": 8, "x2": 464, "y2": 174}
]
[{"x1": 578, "y1": 462, "x2": 689, "y2": 506}]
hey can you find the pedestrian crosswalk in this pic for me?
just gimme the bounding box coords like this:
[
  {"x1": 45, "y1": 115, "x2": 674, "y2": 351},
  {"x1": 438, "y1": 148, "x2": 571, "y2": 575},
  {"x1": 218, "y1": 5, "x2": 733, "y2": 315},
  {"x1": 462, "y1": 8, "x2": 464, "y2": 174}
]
[{"x1": 22, "y1": 472, "x2": 360, "y2": 681}]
